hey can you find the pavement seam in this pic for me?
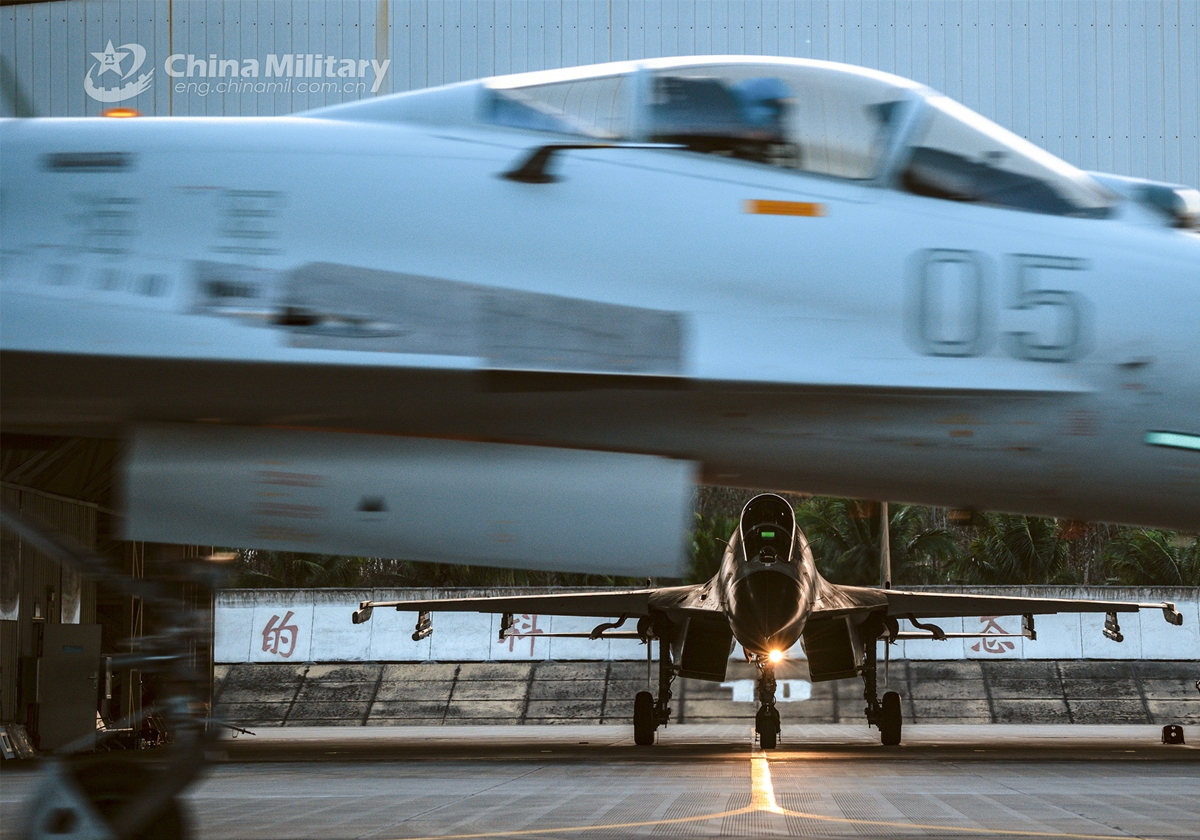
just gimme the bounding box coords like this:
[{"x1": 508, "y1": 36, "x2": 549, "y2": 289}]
[
  {"x1": 441, "y1": 664, "x2": 460, "y2": 725},
  {"x1": 395, "y1": 762, "x2": 551, "y2": 827},
  {"x1": 281, "y1": 664, "x2": 308, "y2": 727},
  {"x1": 1133, "y1": 663, "x2": 1153, "y2": 724},
  {"x1": 677, "y1": 665, "x2": 686, "y2": 724},
  {"x1": 598, "y1": 661, "x2": 610, "y2": 723},
  {"x1": 981, "y1": 660, "x2": 998, "y2": 723},
  {"x1": 518, "y1": 663, "x2": 535, "y2": 723},
  {"x1": 211, "y1": 663, "x2": 232, "y2": 706},
  {"x1": 362, "y1": 664, "x2": 385, "y2": 726},
  {"x1": 1055, "y1": 661, "x2": 1076, "y2": 723},
  {"x1": 830, "y1": 672, "x2": 840, "y2": 722}
]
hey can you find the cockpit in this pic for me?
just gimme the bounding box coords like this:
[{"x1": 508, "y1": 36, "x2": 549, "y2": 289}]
[
  {"x1": 739, "y1": 494, "x2": 796, "y2": 564},
  {"x1": 480, "y1": 57, "x2": 1113, "y2": 217}
]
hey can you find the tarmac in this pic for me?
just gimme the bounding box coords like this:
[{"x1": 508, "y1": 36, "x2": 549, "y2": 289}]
[{"x1": 4, "y1": 724, "x2": 1199, "y2": 839}]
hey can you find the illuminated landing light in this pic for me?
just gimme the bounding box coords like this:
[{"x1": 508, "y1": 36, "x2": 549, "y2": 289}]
[
  {"x1": 768, "y1": 649, "x2": 784, "y2": 664},
  {"x1": 102, "y1": 107, "x2": 141, "y2": 117},
  {"x1": 1145, "y1": 431, "x2": 1200, "y2": 452}
]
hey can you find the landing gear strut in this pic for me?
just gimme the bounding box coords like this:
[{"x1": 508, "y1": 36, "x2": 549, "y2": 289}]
[
  {"x1": 754, "y1": 659, "x2": 780, "y2": 749},
  {"x1": 862, "y1": 636, "x2": 902, "y2": 745},
  {"x1": 633, "y1": 626, "x2": 674, "y2": 746}
]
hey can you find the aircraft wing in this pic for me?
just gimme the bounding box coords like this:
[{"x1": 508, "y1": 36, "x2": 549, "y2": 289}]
[
  {"x1": 812, "y1": 583, "x2": 1184, "y2": 627},
  {"x1": 351, "y1": 582, "x2": 721, "y2": 627}
]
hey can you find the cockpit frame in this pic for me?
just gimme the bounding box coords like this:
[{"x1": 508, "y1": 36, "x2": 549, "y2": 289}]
[
  {"x1": 738, "y1": 493, "x2": 798, "y2": 565},
  {"x1": 475, "y1": 55, "x2": 1114, "y2": 218}
]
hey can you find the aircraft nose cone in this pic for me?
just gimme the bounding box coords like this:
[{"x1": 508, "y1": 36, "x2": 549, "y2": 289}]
[{"x1": 729, "y1": 569, "x2": 804, "y2": 655}]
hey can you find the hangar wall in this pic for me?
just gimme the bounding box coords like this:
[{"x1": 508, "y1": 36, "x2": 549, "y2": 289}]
[
  {"x1": 216, "y1": 587, "x2": 1200, "y2": 664},
  {"x1": 1, "y1": 0, "x2": 1197, "y2": 186}
]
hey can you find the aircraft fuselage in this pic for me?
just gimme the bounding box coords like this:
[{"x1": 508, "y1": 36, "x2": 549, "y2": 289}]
[
  {"x1": 715, "y1": 493, "x2": 818, "y2": 657},
  {"x1": 2, "y1": 57, "x2": 1198, "y2": 533}
]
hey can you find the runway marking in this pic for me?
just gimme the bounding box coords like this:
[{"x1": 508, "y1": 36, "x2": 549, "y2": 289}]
[
  {"x1": 749, "y1": 730, "x2": 784, "y2": 814},
  {"x1": 386, "y1": 733, "x2": 1168, "y2": 840},
  {"x1": 774, "y1": 804, "x2": 1165, "y2": 840},
  {"x1": 386, "y1": 805, "x2": 759, "y2": 839}
]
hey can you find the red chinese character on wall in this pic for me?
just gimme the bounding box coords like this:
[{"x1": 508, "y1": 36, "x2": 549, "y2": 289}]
[
  {"x1": 501, "y1": 613, "x2": 545, "y2": 656},
  {"x1": 262, "y1": 610, "x2": 300, "y2": 657},
  {"x1": 970, "y1": 616, "x2": 1016, "y2": 654}
]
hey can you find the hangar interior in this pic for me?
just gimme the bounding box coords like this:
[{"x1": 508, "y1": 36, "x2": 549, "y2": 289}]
[{"x1": 1, "y1": 436, "x2": 214, "y2": 753}]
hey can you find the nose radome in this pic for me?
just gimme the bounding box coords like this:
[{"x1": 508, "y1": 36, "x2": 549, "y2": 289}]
[{"x1": 730, "y1": 569, "x2": 802, "y2": 650}]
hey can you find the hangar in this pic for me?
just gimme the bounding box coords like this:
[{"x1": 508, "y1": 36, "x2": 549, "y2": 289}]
[{"x1": 0, "y1": 7, "x2": 1197, "y2": 833}]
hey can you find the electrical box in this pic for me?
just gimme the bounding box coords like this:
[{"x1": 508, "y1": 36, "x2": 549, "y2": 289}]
[{"x1": 37, "y1": 624, "x2": 101, "y2": 751}]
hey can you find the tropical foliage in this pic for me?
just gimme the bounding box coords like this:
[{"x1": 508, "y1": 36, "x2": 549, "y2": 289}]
[
  {"x1": 225, "y1": 488, "x2": 1198, "y2": 589},
  {"x1": 230, "y1": 550, "x2": 643, "y2": 589},
  {"x1": 688, "y1": 512, "x2": 738, "y2": 583},
  {"x1": 1100, "y1": 529, "x2": 1200, "y2": 586},
  {"x1": 795, "y1": 498, "x2": 959, "y2": 586},
  {"x1": 231, "y1": 551, "x2": 368, "y2": 588},
  {"x1": 948, "y1": 514, "x2": 1073, "y2": 585}
]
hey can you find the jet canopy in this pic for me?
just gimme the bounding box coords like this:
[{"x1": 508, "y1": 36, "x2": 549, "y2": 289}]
[
  {"x1": 477, "y1": 57, "x2": 1113, "y2": 217},
  {"x1": 485, "y1": 57, "x2": 906, "y2": 181},
  {"x1": 739, "y1": 493, "x2": 796, "y2": 564}
]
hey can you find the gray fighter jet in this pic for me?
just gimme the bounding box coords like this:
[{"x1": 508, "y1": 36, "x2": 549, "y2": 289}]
[{"x1": 353, "y1": 493, "x2": 1185, "y2": 747}]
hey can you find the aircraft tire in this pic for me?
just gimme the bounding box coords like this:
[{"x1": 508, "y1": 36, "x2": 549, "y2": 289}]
[
  {"x1": 633, "y1": 690, "x2": 656, "y2": 746},
  {"x1": 755, "y1": 704, "x2": 780, "y2": 749},
  {"x1": 71, "y1": 755, "x2": 189, "y2": 840},
  {"x1": 880, "y1": 691, "x2": 902, "y2": 746}
]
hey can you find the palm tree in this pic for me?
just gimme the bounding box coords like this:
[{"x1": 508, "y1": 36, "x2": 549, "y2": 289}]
[
  {"x1": 796, "y1": 498, "x2": 960, "y2": 586},
  {"x1": 949, "y1": 514, "x2": 1070, "y2": 585},
  {"x1": 1101, "y1": 530, "x2": 1200, "y2": 586},
  {"x1": 689, "y1": 512, "x2": 738, "y2": 583}
]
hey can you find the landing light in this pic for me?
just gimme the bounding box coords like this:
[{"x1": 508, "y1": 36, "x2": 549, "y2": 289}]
[{"x1": 768, "y1": 650, "x2": 783, "y2": 664}]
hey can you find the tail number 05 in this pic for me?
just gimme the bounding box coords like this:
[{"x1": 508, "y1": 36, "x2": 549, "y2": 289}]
[{"x1": 909, "y1": 249, "x2": 1091, "y2": 362}]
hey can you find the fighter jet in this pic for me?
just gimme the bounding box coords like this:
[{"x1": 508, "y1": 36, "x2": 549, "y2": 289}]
[
  {"x1": 3, "y1": 56, "x2": 1199, "y2": 579},
  {"x1": 352, "y1": 493, "x2": 1185, "y2": 747}
]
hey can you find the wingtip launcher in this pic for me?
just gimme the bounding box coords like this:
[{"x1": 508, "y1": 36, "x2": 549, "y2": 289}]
[{"x1": 1149, "y1": 602, "x2": 1184, "y2": 626}]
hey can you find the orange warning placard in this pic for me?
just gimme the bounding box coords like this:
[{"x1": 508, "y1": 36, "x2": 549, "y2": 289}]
[{"x1": 744, "y1": 199, "x2": 826, "y2": 217}]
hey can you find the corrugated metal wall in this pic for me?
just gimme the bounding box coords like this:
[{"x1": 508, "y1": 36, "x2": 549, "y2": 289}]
[
  {"x1": 0, "y1": 486, "x2": 98, "y2": 722},
  {"x1": 1, "y1": 1, "x2": 1197, "y2": 185}
]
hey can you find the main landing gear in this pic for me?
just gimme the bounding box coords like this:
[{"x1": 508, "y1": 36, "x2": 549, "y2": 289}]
[
  {"x1": 754, "y1": 658, "x2": 781, "y2": 749},
  {"x1": 862, "y1": 634, "x2": 902, "y2": 746},
  {"x1": 633, "y1": 626, "x2": 675, "y2": 746}
]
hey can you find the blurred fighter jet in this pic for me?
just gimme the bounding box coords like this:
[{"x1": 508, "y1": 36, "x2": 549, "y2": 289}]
[
  {"x1": 352, "y1": 493, "x2": 1184, "y2": 747},
  {"x1": 3, "y1": 57, "x2": 1198, "y2": 583},
  {"x1": 3, "y1": 54, "x2": 1197, "y2": 839}
]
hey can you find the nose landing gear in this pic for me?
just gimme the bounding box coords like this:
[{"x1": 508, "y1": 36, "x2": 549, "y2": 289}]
[{"x1": 754, "y1": 658, "x2": 781, "y2": 749}]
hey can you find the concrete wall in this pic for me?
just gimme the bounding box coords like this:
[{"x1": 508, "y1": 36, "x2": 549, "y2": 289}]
[
  {"x1": 216, "y1": 587, "x2": 655, "y2": 664},
  {"x1": 2, "y1": 1, "x2": 1197, "y2": 186},
  {"x1": 215, "y1": 587, "x2": 1200, "y2": 664},
  {"x1": 211, "y1": 658, "x2": 1200, "y2": 728}
]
